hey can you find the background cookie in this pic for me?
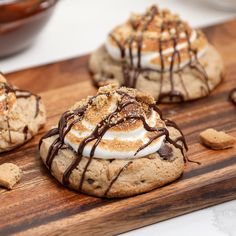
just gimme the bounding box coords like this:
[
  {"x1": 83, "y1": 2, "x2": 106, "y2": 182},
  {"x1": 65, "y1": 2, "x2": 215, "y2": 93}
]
[{"x1": 89, "y1": 5, "x2": 224, "y2": 103}]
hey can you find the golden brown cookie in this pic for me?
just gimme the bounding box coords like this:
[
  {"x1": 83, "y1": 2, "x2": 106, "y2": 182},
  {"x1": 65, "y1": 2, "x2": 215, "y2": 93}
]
[
  {"x1": 0, "y1": 163, "x2": 22, "y2": 189},
  {"x1": 89, "y1": 5, "x2": 224, "y2": 103},
  {"x1": 39, "y1": 85, "x2": 188, "y2": 198},
  {"x1": 0, "y1": 73, "x2": 46, "y2": 152}
]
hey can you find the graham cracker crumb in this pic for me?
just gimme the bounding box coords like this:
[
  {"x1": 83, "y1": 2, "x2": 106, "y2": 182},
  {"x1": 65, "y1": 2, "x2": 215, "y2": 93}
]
[
  {"x1": 93, "y1": 94, "x2": 108, "y2": 109},
  {"x1": 118, "y1": 87, "x2": 136, "y2": 97},
  {"x1": 200, "y1": 128, "x2": 235, "y2": 150},
  {"x1": 98, "y1": 84, "x2": 119, "y2": 94},
  {"x1": 0, "y1": 163, "x2": 23, "y2": 189},
  {"x1": 136, "y1": 91, "x2": 155, "y2": 104},
  {"x1": 70, "y1": 98, "x2": 88, "y2": 111}
]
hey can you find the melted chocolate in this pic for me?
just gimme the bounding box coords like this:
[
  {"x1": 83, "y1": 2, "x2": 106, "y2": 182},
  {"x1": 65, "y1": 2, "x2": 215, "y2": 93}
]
[
  {"x1": 14, "y1": 88, "x2": 41, "y2": 118},
  {"x1": 158, "y1": 144, "x2": 173, "y2": 160},
  {"x1": 23, "y1": 125, "x2": 28, "y2": 141},
  {"x1": 0, "y1": 82, "x2": 41, "y2": 143},
  {"x1": 2, "y1": 82, "x2": 15, "y2": 143},
  {"x1": 2, "y1": 83, "x2": 14, "y2": 143},
  {"x1": 104, "y1": 161, "x2": 133, "y2": 196},
  {"x1": 229, "y1": 88, "x2": 236, "y2": 106},
  {"x1": 107, "y1": 6, "x2": 210, "y2": 102},
  {"x1": 40, "y1": 91, "x2": 189, "y2": 196},
  {"x1": 134, "y1": 129, "x2": 167, "y2": 156},
  {"x1": 6, "y1": 119, "x2": 12, "y2": 143}
]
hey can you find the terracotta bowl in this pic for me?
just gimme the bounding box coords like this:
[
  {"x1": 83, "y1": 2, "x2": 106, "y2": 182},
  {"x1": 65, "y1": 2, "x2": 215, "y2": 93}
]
[{"x1": 0, "y1": 0, "x2": 58, "y2": 58}]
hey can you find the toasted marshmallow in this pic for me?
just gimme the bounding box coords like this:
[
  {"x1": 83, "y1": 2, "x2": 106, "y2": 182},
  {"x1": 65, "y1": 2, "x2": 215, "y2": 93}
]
[
  {"x1": 0, "y1": 74, "x2": 16, "y2": 115},
  {"x1": 105, "y1": 5, "x2": 208, "y2": 71},
  {"x1": 64, "y1": 85, "x2": 166, "y2": 159}
]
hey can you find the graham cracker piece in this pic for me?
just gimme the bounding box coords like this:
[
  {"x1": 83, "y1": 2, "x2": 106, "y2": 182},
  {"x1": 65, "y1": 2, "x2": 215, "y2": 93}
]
[
  {"x1": 200, "y1": 128, "x2": 235, "y2": 150},
  {"x1": 0, "y1": 163, "x2": 23, "y2": 189}
]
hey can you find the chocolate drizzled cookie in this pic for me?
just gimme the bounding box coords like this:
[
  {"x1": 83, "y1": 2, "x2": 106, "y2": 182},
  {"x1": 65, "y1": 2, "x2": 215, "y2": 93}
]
[
  {"x1": 89, "y1": 5, "x2": 224, "y2": 103},
  {"x1": 39, "y1": 85, "x2": 191, "y2": 198}
]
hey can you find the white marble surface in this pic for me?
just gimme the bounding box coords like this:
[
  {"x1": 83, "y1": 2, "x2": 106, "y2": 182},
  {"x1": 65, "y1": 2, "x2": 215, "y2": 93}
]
[
  {"x1": 0, "y1": 1, "x2": 236, "y2": 235},
  {"x1": 122, "y1": 200, "x2": 236, "y2": 236}
]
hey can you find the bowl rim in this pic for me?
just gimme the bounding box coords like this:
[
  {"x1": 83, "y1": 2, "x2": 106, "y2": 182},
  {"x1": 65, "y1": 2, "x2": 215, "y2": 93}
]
[
  {"x1": 0, "y1": 0, "x2": 58, "y2": 28},
  {"x1": 0, "y1": 0, "x2": 58, "y2": 7}
]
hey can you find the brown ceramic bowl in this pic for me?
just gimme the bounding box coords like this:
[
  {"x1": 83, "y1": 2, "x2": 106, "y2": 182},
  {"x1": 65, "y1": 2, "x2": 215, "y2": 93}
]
[{"x1": 0, "y1": 0, "x2": 58, "y2": 58}]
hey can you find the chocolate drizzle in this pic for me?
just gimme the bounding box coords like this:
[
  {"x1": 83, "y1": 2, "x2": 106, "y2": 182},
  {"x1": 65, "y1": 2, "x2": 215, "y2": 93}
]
[
  {"x1": 158, "y1": 144, "x2": 173, "y2": 160},
  {"x1": 229, "y1": 88, "x2": 236, "y2": 106},
  {"x1": 0, "y1": 81, "x2": 41, "y2": 143},
  {"x1": 106, "y1": 6, "x2": 210, "y2": 102},
  {"x1": 23, "y1": 125, "x2": 28, "y2": 141},
  {"x1": 39, "y1": 90, "x2": 190, "y2": 196},
  {"x1": 6, "y1": 119, "x2": 12, "y2": 143},
  {"x1": 14, "y1": 88, "x2": 41, "y2": 118},
  {"x1": 1, "y1": 82, "x2": 15, "y2": 143},
  {"x1": 104, "y1": 161, "x2": 133, "y2": 196}
]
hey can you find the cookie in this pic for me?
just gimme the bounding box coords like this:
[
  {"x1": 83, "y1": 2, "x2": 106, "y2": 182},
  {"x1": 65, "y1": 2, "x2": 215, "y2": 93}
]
[
  {"x1": 0, "y1": 73, "x2": 46, "y2": 152},
  {"x1": 0, "y1": 163, "x2": 23, "y2": 189},
  {"x1": 39, "y1": 84, "x2": 188, "y2": 198},
  {"x1": 89, "y1": 5, "x2": 224, "y2": 103},
  {"x1": 200, "y1": 128, "x2": 235, "y2": 150}
]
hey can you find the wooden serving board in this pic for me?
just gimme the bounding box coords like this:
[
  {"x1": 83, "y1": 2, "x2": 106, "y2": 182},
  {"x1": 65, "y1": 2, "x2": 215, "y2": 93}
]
[{"x1": 0, "y1": 19, "x2": 236, "y2": 236}]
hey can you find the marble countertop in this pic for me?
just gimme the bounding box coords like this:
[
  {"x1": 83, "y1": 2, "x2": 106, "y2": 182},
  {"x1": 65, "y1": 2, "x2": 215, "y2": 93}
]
[
  {"x1": 122, "y1": 200, "x2": 236, "y2": 236},
  {"x1": 1, "y1": 1, "x2": 236, "y2": 235}
]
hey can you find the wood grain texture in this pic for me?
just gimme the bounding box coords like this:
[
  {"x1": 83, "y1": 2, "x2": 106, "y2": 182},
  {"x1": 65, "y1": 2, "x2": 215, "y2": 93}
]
[{"x1": 0, "y1": 19, "x2": 236, "y2": 236}]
